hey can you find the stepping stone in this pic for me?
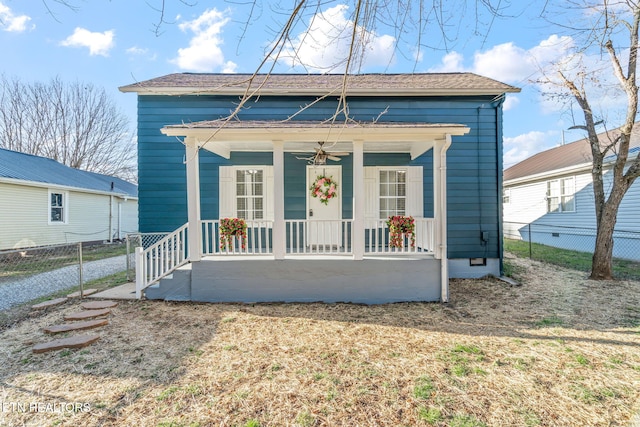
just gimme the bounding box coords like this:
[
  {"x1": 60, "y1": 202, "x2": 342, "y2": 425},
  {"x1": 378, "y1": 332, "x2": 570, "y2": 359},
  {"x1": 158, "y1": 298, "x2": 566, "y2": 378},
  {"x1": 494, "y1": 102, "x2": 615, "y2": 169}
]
[
  {"x1": 44, "y1": 319, "x2": 109, "y2": 334},
  {"x1": 81, "y1": 300, "x2": 118, "y2": 310},
  {"x1": 67, "y1": 289, "x2": 98, "y2": 298},
  {"x1": 31, "y1": 298, "x2": 68, "y2": 310},
  {"x1": 64, "y1": 308, "x2": 111, "y2": 321},
  {"x1": 32, "y1": 334, "x2": 100, "y2": 354}
]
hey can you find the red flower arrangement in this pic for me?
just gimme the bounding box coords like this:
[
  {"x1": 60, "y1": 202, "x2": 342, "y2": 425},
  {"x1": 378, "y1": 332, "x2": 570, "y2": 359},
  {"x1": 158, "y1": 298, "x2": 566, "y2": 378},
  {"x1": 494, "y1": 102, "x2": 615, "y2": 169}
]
[
  {"x1": 386, "y1": 215, "x2": 416, "y2": 249},
  {"x1": 310, "y1": 175, "x2": 338, "y2": 205},
  {"x1": 219, "y1": 218, "x2": 247, "y2": 251}
]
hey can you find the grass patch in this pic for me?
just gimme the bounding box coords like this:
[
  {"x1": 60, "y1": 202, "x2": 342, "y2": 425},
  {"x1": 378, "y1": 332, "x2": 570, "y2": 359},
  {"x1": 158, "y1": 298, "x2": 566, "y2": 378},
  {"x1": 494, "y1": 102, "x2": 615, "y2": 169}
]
[
  {"x1": 504, "y1": 239, "x2": 640, "y2": 280},
  {"x1": 535, "y1": 316, "x2": 564, "y2": 328},
  {"x1": 413, "y1": 376, "x2": 435, "y2": 399},
  {"x1": 0, "y1": 254, "x2": 638, "y2": 426},
  {"x1": 418, "y1": 406, "x2": 444, "y2": 423}
]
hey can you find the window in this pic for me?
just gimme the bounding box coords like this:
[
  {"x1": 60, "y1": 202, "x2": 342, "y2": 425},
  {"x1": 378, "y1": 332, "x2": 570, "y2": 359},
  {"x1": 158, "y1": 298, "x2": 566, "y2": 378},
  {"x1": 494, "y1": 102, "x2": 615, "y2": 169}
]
[
  {"x1": 547, "y1": 177, "x2": 575, "y2": 213},
  {"x1": 219, "y1": 166, "x2": 273, "y2": 221},
  {"x1": 502, "y1": 188, "x2": 511, "y2": 204},
  {"x1": 236, "y1": 169, "x2": 264, "y2": 220},
  {"x1": 379, "y1": 169, "x2": 407, "y2": 219},
  {"x1": 49, "y1": 191, "x2": 67, "y2": 223}
]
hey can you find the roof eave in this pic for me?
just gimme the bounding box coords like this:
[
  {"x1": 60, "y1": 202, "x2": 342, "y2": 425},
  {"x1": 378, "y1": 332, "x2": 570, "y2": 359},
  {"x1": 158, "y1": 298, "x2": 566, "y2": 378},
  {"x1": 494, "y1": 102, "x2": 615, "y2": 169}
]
[{"x1": 119, "y1": 86, "x2": 520, "y2": 97}]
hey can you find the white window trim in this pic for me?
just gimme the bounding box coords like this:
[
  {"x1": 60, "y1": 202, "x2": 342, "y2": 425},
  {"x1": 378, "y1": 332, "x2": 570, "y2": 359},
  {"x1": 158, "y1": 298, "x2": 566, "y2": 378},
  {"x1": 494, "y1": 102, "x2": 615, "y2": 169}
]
[
  {"x1": 546, "y1": 176, "x2": 576, "y2": 214},
  {"x1": 48, "y1": 189, "x2": 68, "y2": 225},
  {"x1": 364, "y1": 166, "x2": 423, "y2": 221},
  {"x1": 219, "y1": 165, "x2": 274, "y2": 221}
]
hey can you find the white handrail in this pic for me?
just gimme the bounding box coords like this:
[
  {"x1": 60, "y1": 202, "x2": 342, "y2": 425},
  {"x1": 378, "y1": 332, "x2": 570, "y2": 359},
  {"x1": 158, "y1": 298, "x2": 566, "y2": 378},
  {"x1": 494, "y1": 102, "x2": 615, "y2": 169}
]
[
  {"x1": 286, "y1": 219, "x2": 353, "y2": 254},
  {"x1": 364, "y1": 218, "x2": 435, "y2": 255},
  {"x1": 135, "y1": 223, "x2": 189, "y2": 298},
  {"x1": 201, "y1": 220, "x2": 274, "y2": 255}
]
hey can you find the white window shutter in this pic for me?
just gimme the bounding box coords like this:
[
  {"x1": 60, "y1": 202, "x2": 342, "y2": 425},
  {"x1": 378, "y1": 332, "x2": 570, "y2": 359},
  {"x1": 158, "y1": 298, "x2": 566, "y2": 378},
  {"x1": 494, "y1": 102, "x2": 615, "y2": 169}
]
[
  {"x1": 264, "y1": 166, "x2": 274, "y2": 221},
  {"x1": 219, "y1": 166, "x2": 235, "y2": 218},
  {"x1": 406, "y1": 166, "x2": 423, "y2": 217},
  {"x1": 364, "y1": 167, "x2": 377, "y2": 223}
]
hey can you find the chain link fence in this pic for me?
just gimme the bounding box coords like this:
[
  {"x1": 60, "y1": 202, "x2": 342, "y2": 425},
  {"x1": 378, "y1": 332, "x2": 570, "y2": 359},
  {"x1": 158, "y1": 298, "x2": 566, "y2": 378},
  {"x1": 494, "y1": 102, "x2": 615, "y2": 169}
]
[
  {"x1": 125, "y1": 233, "x2": 169, "y2": 281},
  {"x1": 0, "y1": 242, "x2": 128, "y2": 310},
  {"x1": 504, "y1": 221, "x2": 640, "y2": 262}
]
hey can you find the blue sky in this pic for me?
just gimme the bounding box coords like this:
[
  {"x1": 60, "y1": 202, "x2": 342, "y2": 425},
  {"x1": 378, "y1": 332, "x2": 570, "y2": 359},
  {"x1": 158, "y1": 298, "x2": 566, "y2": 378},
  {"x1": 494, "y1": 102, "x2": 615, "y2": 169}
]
[{"x1": 0, "y1": 1, "x2": 626, "y2": 168}]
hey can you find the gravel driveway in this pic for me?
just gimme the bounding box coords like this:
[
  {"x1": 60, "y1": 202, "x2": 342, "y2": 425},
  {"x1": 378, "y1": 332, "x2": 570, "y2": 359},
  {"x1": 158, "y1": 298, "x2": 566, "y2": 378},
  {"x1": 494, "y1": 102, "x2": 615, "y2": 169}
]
[{"x1": 0, "y1": 255, "x2": 127, "y2": 311}]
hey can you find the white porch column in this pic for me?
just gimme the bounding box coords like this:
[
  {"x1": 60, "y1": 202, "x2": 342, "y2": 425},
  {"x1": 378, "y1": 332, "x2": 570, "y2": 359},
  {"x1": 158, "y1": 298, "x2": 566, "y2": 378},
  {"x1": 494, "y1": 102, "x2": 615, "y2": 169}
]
[
  {"x1": 352, "y1": 140, "x2": 365, "y2": 260},
  {"x1": 273, "y1": 140, "x2": 285, "y2": 260},
  {"x1": 433, "y1": 135, "x2": 452, "y2": 302},
  {"x1": 185, "y1": 137, "x2": 201, "y2": 262}
]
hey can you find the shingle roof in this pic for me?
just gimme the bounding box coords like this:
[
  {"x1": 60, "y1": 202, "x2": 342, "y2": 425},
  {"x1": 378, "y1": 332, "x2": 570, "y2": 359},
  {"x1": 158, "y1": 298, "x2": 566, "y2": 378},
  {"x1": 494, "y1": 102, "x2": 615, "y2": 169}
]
[
  {"x1": 0, "y1": 148, "x2": 137, "y2": 197},
  {"x1": 120, "y1": 73, "x2": 520, "y2": 96},
  {"x1": 504, "y1": 125, "x2": 640, "y2": 182}
]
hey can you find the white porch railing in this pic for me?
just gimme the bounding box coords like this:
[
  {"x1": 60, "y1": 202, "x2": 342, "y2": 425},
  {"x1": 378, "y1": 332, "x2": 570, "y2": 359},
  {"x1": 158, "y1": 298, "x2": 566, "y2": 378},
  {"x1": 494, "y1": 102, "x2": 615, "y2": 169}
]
[
  {"x1": 202, "y1": 220, "x2": 274, "y2": 255},
  {"x1": 286, "y1": 220, "x2": 353, "y2": 254},
  {"x1": 364, "y1": 218, "x2": 436, "y2": 255},
  {"x1": 134, "y1": 218, "x2": 436, "y2": 298},
  {"x1": 135, "y1": 223, "x2": 189, "y2": 298}
]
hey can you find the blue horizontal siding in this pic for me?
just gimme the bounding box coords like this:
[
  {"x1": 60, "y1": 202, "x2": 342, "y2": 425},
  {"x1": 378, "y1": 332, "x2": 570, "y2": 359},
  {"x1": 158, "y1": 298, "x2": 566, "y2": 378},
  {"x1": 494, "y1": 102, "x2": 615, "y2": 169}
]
[{"x1": 136, "y1": 93, "x2": 502, "y2": 260}]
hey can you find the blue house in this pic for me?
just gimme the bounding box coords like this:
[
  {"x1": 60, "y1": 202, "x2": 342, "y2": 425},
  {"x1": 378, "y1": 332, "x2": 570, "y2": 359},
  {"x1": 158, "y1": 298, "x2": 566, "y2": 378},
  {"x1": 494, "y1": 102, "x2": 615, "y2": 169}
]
[{"x1": 120, "y1": 73, "x2": 519, "y2": 303}]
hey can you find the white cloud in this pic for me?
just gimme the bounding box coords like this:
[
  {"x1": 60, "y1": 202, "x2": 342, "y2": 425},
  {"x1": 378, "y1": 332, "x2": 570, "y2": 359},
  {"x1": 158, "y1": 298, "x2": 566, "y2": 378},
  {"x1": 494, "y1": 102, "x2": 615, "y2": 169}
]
[
  {"x1": 428, "y1": 35, "x2": 574, "y2": 85},
  {"x1": 60, "y1": 28, "x2": 115, "y2": 56},
  {"x1": 279, "y1": 4, "x2": 396, "y2": 73},
  {"x1": 503, "y1": 130, "x2": 559, "y2": 168},
  {"x1": 221, "y1": 61, "x2": 237, "y2": 73},
  {"x1": 171, "y1": 8, "x2": 231, "y2": 72},
  {"x1": 503, "y1": 95, "x2": 520, "y2": 111},
  {"x1": 428, "y1": 52, "x2": 465, "y2": 73},
  {"x1": 126, "y1": 46, "x2": 157, "y2": 61},
  {"x1": 0, "y1": 2, "x2": 32, "y2": 32}
]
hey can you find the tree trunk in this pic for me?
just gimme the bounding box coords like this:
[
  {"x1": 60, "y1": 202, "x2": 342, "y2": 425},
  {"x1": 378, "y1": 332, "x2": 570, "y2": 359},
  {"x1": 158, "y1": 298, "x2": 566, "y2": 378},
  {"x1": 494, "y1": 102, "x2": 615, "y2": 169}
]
[{"x1": 590, "y1": 184, "x2": 627, "y2": 280}]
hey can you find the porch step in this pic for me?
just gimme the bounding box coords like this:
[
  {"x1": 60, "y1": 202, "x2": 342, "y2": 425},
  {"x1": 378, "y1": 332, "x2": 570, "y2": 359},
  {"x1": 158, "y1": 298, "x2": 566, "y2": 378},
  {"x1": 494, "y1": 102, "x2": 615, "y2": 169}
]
[
  {"x1": 81, "y1": 300, "x2": 118, "y2": 310},
  {"x1": 31, "y1": 298, "x2": 67, "y2": 310},
  {"x1": 32, "y1": 334, "x2": 100, "y2": 354},
  {"x1": 145, "y1": 266, "x2": 192, "y2": 301},
  {"x1": 64, "y1": 308, "x2": 111, "y2": 321},
  {"x1": 44, "y1": 319, "x2": 109, "y2": 334}
]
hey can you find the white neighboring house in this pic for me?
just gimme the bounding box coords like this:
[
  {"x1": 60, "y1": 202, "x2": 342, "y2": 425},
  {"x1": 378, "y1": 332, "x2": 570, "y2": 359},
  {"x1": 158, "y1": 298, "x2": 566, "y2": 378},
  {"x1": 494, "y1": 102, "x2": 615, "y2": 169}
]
[
  {"x1": 503, "y1": 125, "x2": 640, "y2": 261},
  {"x1": 0, "y1": 148, "x2": 138, "y2": 250}
]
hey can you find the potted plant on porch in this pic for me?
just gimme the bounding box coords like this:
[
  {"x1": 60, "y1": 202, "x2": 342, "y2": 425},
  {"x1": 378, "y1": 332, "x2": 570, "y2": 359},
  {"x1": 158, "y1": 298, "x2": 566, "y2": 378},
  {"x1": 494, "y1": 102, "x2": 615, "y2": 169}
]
[
  {"x1": 219, "y1": 218, "x2": 248, "y2": 251},
  {"x1": 386, "y1": 215, "x2": 416, "y2": 249}
]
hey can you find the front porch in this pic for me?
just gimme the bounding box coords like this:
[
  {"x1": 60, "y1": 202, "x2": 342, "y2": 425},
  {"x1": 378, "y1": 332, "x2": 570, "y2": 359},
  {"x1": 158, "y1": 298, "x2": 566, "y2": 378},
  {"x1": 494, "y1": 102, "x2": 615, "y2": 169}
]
[{"x1": 135, "y1": 121, "x2": 470, "y2": 304}]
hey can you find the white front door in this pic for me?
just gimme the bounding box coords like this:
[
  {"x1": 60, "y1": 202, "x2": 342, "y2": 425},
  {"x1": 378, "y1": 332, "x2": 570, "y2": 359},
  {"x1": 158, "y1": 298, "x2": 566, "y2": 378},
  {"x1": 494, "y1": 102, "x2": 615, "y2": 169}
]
[{"x1": 306, "y1": 165, "x2": 342, "y2": 248}]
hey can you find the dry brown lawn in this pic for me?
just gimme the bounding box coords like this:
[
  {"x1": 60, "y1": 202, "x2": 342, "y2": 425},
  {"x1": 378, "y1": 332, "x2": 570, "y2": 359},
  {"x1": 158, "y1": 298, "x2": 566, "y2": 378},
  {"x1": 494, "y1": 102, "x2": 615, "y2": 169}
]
[{"x1": 0, "y1": 255, "x2": 639, "y2": 427}]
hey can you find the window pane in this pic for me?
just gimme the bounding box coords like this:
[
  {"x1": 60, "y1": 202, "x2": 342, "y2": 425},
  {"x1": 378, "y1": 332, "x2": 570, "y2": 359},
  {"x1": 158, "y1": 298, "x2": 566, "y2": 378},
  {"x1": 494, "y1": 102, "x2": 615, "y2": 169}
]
[
  {"x1": 397, "y1": 198, "x2": 406, "y2": 214},
  {"x1": 51, "y1": 193, "x2": 62, "y2": 207},
  {"x1": 562, "y1": 196, "x2": 575, "y2": 212},
  {"x1": 51, "y1": 207, "x2": 62, "y2": 222},
  {"x1": 397, "y1": 182, "x2": 406, "y2": 197},
  {"x1": 561, "y1": 178, "x2": 574, "y2": 195}
]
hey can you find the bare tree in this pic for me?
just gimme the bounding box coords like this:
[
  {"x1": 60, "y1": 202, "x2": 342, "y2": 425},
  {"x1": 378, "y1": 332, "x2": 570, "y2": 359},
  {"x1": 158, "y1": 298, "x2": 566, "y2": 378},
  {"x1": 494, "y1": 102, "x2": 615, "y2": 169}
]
[
  {"x1": 0, "y1": 76, "x2": 136, "y2": 182},
  {"x1": 541, "y1": 1, "x2": 640, "y2": 279}
]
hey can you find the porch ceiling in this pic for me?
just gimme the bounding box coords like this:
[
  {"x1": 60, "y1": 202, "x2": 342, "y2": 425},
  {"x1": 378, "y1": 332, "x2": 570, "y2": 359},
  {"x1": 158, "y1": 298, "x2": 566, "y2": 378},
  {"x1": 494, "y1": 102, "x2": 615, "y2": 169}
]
[{"x1": 161, "y1": 120, "x2": 470, "y2": 160}]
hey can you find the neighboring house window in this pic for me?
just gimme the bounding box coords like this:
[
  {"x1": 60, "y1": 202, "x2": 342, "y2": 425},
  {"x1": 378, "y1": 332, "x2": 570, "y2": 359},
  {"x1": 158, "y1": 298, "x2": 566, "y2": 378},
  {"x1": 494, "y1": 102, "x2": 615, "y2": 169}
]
[
  {"x1": 379, "y1": 169, "x2": 407, "y2": 219},
  {"x1": 547, "y1": 177, "x2": 575, "y2": 213},
  {"x1": 503, "y1": 188, "x2": 511, "y2": 204},
  {"x1": 219, "y1": 166, "x2": 274, "y2": 220},
  {"x1": 236, "y1": 169, "x2": 264, "y2": 220},
  {"x1": 49, "y1": 191, "x2": 67, "y2": 224}
]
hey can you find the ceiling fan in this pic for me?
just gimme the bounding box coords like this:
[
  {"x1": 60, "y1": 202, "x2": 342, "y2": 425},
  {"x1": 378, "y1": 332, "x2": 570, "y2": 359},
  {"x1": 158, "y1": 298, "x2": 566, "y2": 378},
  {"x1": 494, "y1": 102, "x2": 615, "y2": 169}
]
[{"x1": 294, "y1": 142, "x2": 350, "y2": 165}]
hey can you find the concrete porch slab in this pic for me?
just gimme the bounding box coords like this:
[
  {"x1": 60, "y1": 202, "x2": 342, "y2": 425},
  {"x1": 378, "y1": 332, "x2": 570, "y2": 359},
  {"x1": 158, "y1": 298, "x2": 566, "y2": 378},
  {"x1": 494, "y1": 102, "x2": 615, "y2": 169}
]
[{"x1": 89, "y1": 282, "x2": 136, "y2": 300}]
